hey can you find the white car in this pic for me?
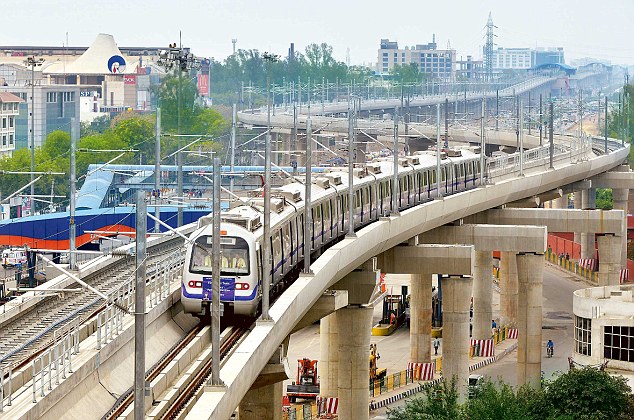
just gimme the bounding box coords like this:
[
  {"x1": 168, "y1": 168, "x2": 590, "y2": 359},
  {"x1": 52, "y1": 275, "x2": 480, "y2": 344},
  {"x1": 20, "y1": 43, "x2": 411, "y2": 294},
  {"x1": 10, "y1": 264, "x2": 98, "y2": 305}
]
[{"x1": 468, "y1": 374, "x2": 484, "y2": 398}]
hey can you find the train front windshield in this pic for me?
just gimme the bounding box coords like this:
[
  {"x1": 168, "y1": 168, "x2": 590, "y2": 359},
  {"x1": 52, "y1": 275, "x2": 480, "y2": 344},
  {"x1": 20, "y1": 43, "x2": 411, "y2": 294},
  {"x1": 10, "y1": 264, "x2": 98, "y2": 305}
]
[{"x1": 190, "y1": 235, "x2": 250, "y2": 276}]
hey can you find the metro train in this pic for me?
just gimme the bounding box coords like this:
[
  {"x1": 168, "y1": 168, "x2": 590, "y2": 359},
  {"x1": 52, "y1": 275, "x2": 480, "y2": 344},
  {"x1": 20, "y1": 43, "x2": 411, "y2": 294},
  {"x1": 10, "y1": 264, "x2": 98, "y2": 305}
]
[{"x1": 181, "y1": 148, "x2": 483, "y2": 316}]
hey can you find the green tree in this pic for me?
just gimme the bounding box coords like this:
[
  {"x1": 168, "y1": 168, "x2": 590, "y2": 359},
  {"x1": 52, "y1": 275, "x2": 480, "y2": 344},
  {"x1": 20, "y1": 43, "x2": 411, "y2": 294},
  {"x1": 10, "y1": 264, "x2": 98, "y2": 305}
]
[
  {"x1": 390, "y1": 63, "x2": 424, "y2": 86},
  {"x1": 595, "y1": 188, "x2": 613, "y2": 210},
  {"x1": 387, "y1": 378, "x2": 462, "y2": 420},
  {"x1": 157, "y1": 74, "x2": 200, "y2": 134},
  {"x1": 540, "y1": 367, "x2": 631, "y2": 420},
  {"x1": 110, "y1": 111, "x2": 156, "y2": 164},
  {"x1": 465, "y1": 380, "x2": 540, "y2": 420}
]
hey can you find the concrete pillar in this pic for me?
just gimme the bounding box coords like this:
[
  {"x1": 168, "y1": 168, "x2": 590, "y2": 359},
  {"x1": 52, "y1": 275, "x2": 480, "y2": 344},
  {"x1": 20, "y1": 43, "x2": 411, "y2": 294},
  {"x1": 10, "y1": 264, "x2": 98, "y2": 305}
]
[
  {"x1": 573, "y1": 191, "x2": 582, "y2": 244},
  {"x1": 499, "y1": 251, "x2": 518, "y2": 326},
  {"x1": 337, "y1": 306, "x2": 372, "y2": 420},
  {"x1": 410, "y1": 273, "x2": 432, "y2": 363},
  {"x1": 597, "y1": 234, "x2": 622, "y2": 286},
  {"x1": 580, "y1": 188, "x2": 596, "y2": 259},
  {"x1": 441, "y1": 275, "x2": 473, "y2": 404},
  {"x1": 319, "y1": 311, "x2": 339, "y2": 397},
  {"x1": 551, "y1": 195, "x2": 567, "y2": 209},
  {"x1": 472, "y1": 251, "x2": 493, "y2": 340},
  {"x1": 612, "y1": 188, "x2": 629, "y2": 267},
  {"x1": 516, "y1": 253, "x2": 544, "y2": 388},
  {"x1": 238, "y1": 382, "x2": 283, "y2": 420}
]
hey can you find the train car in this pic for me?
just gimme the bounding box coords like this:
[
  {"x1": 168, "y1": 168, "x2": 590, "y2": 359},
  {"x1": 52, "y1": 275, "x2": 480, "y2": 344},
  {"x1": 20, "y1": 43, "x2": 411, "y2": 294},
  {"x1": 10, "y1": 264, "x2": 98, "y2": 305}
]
[{"x1": 181, "y1": 147, "x2": 482, "y2": 317}]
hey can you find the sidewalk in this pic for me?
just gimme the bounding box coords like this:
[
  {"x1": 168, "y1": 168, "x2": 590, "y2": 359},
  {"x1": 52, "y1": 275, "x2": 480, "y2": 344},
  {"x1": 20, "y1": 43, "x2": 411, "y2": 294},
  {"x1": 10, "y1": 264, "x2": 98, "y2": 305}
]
[{"x1": 369, "y1": 336, "x2": 518, "y2": 411}]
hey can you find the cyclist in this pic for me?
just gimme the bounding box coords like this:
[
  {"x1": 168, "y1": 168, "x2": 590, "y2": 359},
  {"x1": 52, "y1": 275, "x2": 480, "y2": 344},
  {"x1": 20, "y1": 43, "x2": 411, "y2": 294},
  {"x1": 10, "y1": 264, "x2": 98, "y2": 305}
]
[{"x1": 546, "y1": 339, "x2": 554, "y2": 357}]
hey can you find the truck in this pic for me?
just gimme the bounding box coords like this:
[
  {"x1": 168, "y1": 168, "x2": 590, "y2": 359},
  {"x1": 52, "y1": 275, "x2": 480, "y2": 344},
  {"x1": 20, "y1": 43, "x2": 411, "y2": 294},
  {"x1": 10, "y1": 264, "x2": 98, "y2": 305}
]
[{"x1": 286, "y1": 358, "x2": 320, "y2": 402}]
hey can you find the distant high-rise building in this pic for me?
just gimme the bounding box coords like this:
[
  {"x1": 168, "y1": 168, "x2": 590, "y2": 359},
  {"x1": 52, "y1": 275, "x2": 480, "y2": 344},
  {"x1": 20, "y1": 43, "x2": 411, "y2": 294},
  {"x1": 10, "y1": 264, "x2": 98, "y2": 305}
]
[{"x1": 377, "y1": 36, "x2": 455, "y2": 80}]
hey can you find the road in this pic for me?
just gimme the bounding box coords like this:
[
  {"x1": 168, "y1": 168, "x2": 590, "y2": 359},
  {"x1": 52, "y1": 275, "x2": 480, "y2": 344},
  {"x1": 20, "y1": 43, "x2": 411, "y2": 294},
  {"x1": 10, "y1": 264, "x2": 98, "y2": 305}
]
[{"x1": 369, "y1": 265, "x2": 586, "y2": 418}]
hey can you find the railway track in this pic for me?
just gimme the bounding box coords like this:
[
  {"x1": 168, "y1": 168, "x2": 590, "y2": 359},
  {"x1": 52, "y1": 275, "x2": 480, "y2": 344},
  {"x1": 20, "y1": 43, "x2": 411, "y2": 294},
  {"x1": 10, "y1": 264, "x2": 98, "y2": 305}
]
[
  {"x1": 101, "y1": 323, "x2": 249, "y2": 420},
  {"x1": 161, "y1": 326, "x2": 248, "y2": 420},
  {"x1": 0, "y1": 235, "x2": 186, "y2": 372}
]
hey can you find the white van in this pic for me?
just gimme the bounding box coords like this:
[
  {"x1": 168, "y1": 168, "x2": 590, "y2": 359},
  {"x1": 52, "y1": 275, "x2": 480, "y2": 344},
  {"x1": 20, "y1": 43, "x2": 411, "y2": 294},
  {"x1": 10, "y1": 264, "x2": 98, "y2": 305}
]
[{"x1": 2, "y1": 248, "x2": 27, "y2": 268}]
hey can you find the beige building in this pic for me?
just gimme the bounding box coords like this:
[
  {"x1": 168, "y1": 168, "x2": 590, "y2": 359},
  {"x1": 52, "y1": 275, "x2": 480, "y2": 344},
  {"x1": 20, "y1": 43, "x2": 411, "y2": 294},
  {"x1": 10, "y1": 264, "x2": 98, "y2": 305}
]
[
  {"x1": 0, "y1": 92, "x2": 22, "y2": 156},
  {"x1": 573, "y1": 284, "x2": 634, "y2": 371},
  {"x1": 377, "y1": 37, "x2": 455, "y2": 80}
]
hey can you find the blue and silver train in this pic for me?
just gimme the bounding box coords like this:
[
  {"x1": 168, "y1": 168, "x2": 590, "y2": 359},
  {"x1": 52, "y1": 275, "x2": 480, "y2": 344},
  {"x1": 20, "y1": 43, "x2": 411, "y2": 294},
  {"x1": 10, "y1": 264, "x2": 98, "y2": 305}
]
[{"x1": 181, "y1": 148, "x2": 482, "y2": 316}]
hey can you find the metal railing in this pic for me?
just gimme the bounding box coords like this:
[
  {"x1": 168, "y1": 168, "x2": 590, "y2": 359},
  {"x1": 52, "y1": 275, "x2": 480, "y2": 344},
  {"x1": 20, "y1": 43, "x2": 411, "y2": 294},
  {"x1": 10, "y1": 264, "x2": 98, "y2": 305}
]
[
  {"x1": 0, "y1": 247, "x2": 184, "y2": 411},
  {"x1": 96, "y1": 248, "x2": 184, "y2": 350},
  {"x1": 0, "y1": 325, "x2": 79, "y2": 410}
]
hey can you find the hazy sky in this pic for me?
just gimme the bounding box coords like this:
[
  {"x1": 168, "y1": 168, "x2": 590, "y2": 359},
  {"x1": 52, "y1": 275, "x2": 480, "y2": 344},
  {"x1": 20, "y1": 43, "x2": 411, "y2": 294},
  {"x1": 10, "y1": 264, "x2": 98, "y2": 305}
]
[{"x1": 3, "y1": 0, "x2": 634, "y2": 66}]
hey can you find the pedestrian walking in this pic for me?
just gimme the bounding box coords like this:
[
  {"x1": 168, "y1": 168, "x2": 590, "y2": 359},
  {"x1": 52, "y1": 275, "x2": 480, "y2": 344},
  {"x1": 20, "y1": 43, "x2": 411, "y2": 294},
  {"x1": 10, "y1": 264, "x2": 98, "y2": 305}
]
[{"x1": 433, "y1": 337, "x2": 440, "y2": 355}]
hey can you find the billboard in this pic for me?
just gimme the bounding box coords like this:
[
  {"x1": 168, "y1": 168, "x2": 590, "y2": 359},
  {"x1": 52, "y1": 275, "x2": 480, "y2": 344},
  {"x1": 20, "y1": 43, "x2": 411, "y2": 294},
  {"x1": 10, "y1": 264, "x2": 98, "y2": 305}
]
[
  {"x1": 197, "y1": 74, "x2": 209, "y2": 96},
  {"x1": 123, "y1": 75, "x2": 136, "y2": 85}
]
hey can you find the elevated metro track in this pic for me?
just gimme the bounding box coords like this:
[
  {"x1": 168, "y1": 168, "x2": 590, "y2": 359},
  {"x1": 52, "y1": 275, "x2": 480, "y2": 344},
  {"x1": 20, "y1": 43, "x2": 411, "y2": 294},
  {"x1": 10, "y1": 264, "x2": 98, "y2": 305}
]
[{"x1": 187, "y1": 137, "x2": 629, "y2": 419}]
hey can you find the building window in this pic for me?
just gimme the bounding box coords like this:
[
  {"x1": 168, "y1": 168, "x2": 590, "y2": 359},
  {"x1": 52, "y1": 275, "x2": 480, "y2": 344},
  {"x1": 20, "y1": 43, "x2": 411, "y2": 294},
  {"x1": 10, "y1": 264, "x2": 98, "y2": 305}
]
[
  {"x1": 47, "y1": 92, "x2": 58, "y2": 103},
  {"x1": 9, "y1": 134, "x2": 13, "y2": 145},
  {"x1": 575, "y1": 316, "x2": 591, "y2": 356},
  {"x1": 1, "y1": 117, "x2": 5, "y2": 129},
  {"x1": 2, "y1": 135, "x2": 5, "y2": 146},
  {"x1": 604, "y1": 326, "x2": 634, "y2": 362},
  {"x1": 63, "y1": 92, "x2": 75, "y2": 102},
  {"x1": 9, "y1": 117, "x2": 13, "y2": 128}
]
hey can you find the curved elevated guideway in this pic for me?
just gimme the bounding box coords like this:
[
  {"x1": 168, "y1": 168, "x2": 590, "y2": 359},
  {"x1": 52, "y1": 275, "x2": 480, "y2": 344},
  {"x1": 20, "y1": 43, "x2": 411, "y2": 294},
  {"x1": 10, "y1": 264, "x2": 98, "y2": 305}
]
[{"x1": 186, "y1": 131, "x2": 629, "y2": 417}]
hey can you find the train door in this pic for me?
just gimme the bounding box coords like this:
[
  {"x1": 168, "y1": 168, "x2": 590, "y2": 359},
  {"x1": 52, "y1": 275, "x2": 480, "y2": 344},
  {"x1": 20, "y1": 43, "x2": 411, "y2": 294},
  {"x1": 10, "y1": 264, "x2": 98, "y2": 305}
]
[
  {"x1": 313, "y1": 204, "x2": 323, "y2": 248},
  {"x1": 281, "y1": 223, "x2": 291, "y2": 275},
  {"x1": 323, "y1": 200, "x2": 332, "y2": 243},
  {"x1": 289, "y1": 218, "x2": 297, "y2": 266},
  {"x1": 271, "y1": 231, "x2": 282, "y2": 282},
  {"x1": 354, "y1": 189, "x2": 362, "y2": 228},
  {"x1": 297, "y1": 214, "x2": 304, "y2": 259},
  {"x1": 369, "y1": 184, "x2": 377, "y2": 220}
]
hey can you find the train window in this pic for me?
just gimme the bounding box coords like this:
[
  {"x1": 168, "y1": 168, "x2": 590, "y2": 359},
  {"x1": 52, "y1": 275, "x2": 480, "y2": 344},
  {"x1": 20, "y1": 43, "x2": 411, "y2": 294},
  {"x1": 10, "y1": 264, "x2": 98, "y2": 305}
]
[
  {"x1": 190, "y1": 235, "x2": 250, "y2": 276},
  {"x1": 430, "y1": 170, "x2": 436, "y2": 184},
  {"x1": 354, "y1": 190, "x2": 361, "y2": 209}
]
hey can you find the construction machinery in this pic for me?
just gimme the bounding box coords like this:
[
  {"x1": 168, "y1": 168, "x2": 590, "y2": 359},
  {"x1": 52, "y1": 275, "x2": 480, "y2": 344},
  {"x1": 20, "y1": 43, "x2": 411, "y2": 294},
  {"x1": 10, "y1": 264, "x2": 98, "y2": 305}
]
[
  {"x1": 286, "y1": 358, "x2": 320, "y2": 402},
  {"x1": 369, "y1": 344, "x2": 387, "y2": 382}
]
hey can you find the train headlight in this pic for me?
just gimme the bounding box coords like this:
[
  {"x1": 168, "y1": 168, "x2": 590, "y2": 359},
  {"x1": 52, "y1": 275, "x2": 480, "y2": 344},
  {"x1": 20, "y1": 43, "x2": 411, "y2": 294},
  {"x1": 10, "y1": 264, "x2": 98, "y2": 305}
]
[{"x1": 235, "y1": 283, "x2": 250, "y2": 290}]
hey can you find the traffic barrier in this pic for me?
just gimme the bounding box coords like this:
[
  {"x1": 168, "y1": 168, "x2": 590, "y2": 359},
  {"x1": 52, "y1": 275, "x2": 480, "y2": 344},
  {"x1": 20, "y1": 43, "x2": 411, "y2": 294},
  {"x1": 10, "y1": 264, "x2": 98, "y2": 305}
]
[
  {"x1": 407, "y1": 362, "x2": 434, "y2": 381},
  {"x1": 317, "y1": 397, "x2": 339, "y2": 415},
  {"x1": 470, "y1": 339, "x2": 495, "y2": 357},
  {"x1": 620, "y1": 269, "x2": 629, "y2": 283},
  {"x1": 579, "y1": 258, "x2": 598, "y2": 271},
  {"x1": 507, "y1": 328, "x2": 518, "y2": 339}
]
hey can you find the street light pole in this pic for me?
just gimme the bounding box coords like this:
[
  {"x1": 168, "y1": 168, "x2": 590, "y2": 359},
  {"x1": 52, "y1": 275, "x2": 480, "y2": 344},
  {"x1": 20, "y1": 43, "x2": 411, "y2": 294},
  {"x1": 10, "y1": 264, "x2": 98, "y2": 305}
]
[
  {"x1": 157, "y1": 44, "x2": 200, "y2": 227},
  {"x1": 261, "y1": 52, "x2": 279, "y2": 321},
  {"x1": 25, "y1": 56, "x2": 44, "y2": 215}
]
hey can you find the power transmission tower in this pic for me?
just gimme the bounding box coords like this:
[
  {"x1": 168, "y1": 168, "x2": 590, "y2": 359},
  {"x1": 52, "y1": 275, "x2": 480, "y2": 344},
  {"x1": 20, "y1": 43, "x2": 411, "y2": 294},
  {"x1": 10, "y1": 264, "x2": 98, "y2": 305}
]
[{"x1": 484, "y1": 12, "x2": 496, "y2": 81}]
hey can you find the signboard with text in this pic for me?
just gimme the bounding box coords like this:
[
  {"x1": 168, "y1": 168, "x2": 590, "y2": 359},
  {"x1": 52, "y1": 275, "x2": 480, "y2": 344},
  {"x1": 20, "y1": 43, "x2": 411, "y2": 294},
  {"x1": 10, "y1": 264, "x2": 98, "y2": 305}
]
[
  {"x1": 197, "y1": 74, "x2": 209, "y2": 96},
  {"x1": 202, "y1": 276, "x2": 235, "y2": 301},
  {"x1": 123, "y1": 75, "x2": 136, "y2": 85}
]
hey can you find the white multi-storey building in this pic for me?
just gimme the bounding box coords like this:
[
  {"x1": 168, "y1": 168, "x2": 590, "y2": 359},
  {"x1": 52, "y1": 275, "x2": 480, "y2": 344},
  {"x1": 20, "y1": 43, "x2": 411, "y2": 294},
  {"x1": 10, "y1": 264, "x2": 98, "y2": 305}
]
[
  {"x1": 377, "y1": 37, "x2": 455, "y2": 80},
  {"x1": 0, "y1": 92, "x2": 22, "y2": 156}
]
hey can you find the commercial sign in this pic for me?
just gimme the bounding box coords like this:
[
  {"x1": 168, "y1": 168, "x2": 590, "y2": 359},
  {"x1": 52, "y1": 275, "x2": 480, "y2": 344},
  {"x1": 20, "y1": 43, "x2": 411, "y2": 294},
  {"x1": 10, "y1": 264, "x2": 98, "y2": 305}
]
[
  {"x1": 197, "y1": 74, "x2": 209, "y2": 96},
  {"x1": 123, "y1": 75, "x2": 136, "y2": 85},
  {"x1": 107, "y1": 55, "x2": 126, "y2": 74}
]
